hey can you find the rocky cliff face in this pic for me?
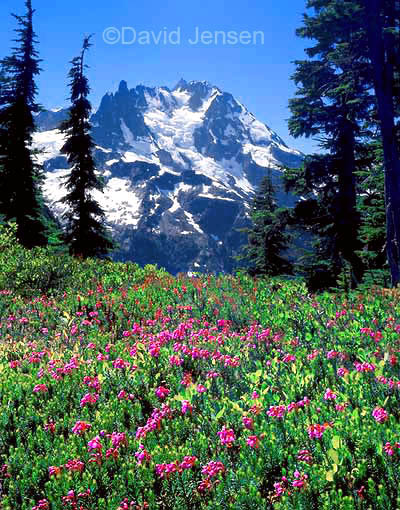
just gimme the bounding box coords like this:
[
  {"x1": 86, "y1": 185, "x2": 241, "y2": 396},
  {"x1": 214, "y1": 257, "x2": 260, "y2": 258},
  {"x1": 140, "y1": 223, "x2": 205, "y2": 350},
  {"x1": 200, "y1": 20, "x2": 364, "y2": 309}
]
[{"x1": 33, "y1": 79, "x2": 302, "y2": 274}]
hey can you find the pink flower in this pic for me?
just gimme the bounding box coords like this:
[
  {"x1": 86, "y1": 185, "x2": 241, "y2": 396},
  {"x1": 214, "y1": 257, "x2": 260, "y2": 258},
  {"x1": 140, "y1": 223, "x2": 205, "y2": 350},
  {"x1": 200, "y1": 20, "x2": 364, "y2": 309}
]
[
  {"x1": 106, "y1": 447, "x2": 119, "y2": 460},
  {"x1": 372, "y1": 407, "x2": 389, "y2": 423},
  {"x1": 201, "y1": 460, "x2": 225, "y2": 478},
  {"x1": 246, "y1": 435, "x2": 260, "y2": 449},
  {"x1": 198, "y1": 478, "x2": 213, "y2": 493},
  {"x1": 324, "y1": 388, "x2": 337, "y2": 400},
  {"x1": 87, "y1": 435, "x2": 102, "y2": 451},
  {"x1": 48, "y1": 465, "x2": 61, "y2": 477},
  {"x1": 32, "y1": 499, "x2": 49, "y2": 510},
  {"x1": 384, "y1": 442, "x2": 395, "y2": 456},
  {"x1": 33, "y1": 384, "x2": 48, "y2": 393},
  {"x1": 71, "y1": 420, "x2": 92, "y2": 435},
  {"x1": 292, "y1": 470, "x2": 308, "y2": 489},
  {"x1": 113, "y1": 358, "x2": 130, "y2": 369},
  {"x1": 327, "y1": 350, "x2": 339, "y2": 359},
  {"x1": 117, "y1": 498, "x2": 137, "y2": 509},
  {"x1": 64, "y1": 459, "x2": 85, "y2": 472},
  {"x1": 80, "y1": 392, "x2": 99, "y2": 407},
  {"x1": 242, "y1": 416, "x2": 254, "y2": 430},
  {"x1": 83, "y1": 375, "x2": 101, "y2": 391},
  {"x1": 169, "y1": 355, "x2": 183, "y2": 366},
  {"x1": 307, "y1": 349, "x2": 319, "y2": 360},
  {"x1": 217, "y1": 426, "x2": 236, "y2": 447},
  {"x1": 155, "y1": 462, "x2": 178, "y2": 479},
  {"x1": 297, "y1": 449, "x2": 313, "y2": 464},
  {"x1": 149, "y1": 344, "x2": 160, "y2": 357},
  {"x1": 118, "y1": 390, "x2": 127, "y2": 400},
  {"x1": 110, "y1": 431, "x2": 127, "y2": 448},
  {"x1": 155, "y1": 386, "x2": 170, "y2": 399},
  {"x1": 181, "y1": 372, "x2": 192, "y2": 387},
  {"x1": 354, "y1": 362, "x2": 375, "y2": 373},
  {"x1": 307, "y1": 423, "x2": 327, "y2": 439},
  {"x1": 44, "y1": 422, "x2": 55, "y2": 433},
  {"x1": 283, "y1": 354, "x2": 296, "y2": 363},
  {"x1": 181, "y1": 400, "x2": 193, "y2": 415},
  {"x1": 179, "y1": 455, "x2": 197, "y2": 469},
  {"x1": 197, "y1": 384, "x2": 207, "y2": 393},
  {"x1": 337, "y1": 367, "x2": 349, "y2": 377},
  {"x1": 267, "y1": 405, "x2": 286, "y2": 419},
  {"x1": 135, "y1": 445, "x2": 152, "y2": 465}
]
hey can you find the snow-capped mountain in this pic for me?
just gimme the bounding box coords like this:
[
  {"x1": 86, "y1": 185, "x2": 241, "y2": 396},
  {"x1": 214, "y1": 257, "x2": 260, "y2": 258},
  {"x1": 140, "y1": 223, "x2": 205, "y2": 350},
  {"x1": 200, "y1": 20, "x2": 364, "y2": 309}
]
[{"x1": 33, "y1": 79, "x2": 302, "y2": 274}]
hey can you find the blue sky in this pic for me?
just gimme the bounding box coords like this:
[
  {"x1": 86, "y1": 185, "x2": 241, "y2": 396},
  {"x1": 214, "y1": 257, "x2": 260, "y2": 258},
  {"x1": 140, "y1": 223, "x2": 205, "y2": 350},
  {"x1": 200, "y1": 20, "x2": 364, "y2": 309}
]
[{"x1": 0, "y1": 0, "x2": 319, "y2": 154}]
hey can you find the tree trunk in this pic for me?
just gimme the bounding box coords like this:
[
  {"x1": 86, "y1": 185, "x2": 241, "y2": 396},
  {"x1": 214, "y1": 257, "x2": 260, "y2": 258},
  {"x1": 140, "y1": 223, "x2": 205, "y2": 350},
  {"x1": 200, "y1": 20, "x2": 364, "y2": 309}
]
[
  {"x1": 336, "y1": 117, "x2": 363, "y2": 287},
  {"x1": 364, "y1": 0, "x2": 400, "y2": 287}
]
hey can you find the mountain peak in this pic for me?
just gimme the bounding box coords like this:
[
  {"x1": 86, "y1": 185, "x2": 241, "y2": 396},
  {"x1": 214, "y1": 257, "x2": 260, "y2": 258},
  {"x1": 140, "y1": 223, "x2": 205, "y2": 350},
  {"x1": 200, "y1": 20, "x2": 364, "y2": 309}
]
[
  {"x1": 174, "y1": 78, "x2": 188, "y2": 90},
  {"x1": 34, "y1": 78, "x2": 303, "y2": 273},
  {"x1": 118, "y1": 80, "x2": 129, "y2": 94}
]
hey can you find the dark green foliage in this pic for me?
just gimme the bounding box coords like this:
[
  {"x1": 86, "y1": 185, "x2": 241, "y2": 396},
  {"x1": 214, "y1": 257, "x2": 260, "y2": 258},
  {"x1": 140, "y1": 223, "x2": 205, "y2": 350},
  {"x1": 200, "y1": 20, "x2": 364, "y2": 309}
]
[
  {"x1": 60, "y1": 36, "x2": 114, "y2": 258},
  {"x1": 356, "y1": 142, "x2": 387, "y2": 272},
  {"x1": 0, "y1": 222, "x2": 149, "y2": 297},
  {"x1": 362, "y1": 0, "x2": 400, "y2": 287},
  {"x1": 0, "y1": 0, "x2": 48, "y2": 248},
  {"x1": 287, "y1": 0, "x2": 400, "y2": 289},
  {"x1": 240, "y1": 172, "x2": 293, "y2": 277},
  {"x1": 288, "y1": 0, "x2": 377, "y2": 288},
  {"x1": 0, "y1": 222, "x2": 71, "y2": 297},
  {"x1": 284, "y1": 158, "x2": 343, "y2": 291},
  {"x1": 284, "y1": 144, "x2": 391, "y2": 291}
]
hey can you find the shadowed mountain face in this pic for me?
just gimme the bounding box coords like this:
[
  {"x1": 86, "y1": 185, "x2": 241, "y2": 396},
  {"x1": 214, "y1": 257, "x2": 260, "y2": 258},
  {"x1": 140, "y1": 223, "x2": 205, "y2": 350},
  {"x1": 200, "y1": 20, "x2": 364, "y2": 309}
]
[{"x1": 34, "y1": 79, "x2": 303, "y2": 274}]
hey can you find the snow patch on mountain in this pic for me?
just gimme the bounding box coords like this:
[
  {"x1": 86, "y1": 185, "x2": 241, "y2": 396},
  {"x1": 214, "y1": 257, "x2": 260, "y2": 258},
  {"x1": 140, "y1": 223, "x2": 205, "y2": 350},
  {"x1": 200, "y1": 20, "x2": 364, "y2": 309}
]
[{"x1": 34, "y1": 130, "x2": 66, "y2": 164}]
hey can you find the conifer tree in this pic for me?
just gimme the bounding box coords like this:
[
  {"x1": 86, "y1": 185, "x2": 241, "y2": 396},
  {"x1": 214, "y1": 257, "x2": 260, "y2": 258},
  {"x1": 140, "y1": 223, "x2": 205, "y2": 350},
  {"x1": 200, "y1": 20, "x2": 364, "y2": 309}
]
[
  {"x1": 60, "y1": 36, "x2": 114, "y2": 258},
  {"x1": 362, "y1": 0, "x2": 400, "y2": 286},
  {"x1": 288, "y1": 0, "x2": 375, "y2": 287},
  {"x1": 241, "y1": 172, "x2": 292, "y2": 276},
  {"x1": 0, "y1": 0, "x2": 48, "y2": 246},
  {"x1": 290, "y1": 0, "x2": 400, "y2": 287}
]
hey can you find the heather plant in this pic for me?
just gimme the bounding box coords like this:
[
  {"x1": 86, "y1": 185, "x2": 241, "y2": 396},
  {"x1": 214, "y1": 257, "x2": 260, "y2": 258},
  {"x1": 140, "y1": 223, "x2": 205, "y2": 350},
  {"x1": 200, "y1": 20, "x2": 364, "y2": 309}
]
[{"x1": 0, "y1": 255, "x2": 399, "y2": 509}]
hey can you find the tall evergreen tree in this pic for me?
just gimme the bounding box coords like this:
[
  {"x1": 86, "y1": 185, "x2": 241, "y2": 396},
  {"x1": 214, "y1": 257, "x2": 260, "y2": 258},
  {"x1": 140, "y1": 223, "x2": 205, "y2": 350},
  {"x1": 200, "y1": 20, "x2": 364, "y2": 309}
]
[
  {"x1": 291, "y1": 0, "x2": 400, "y2": 287},
  {"x1": 362, "y1": 0, "x2": 400, "y2": 286},
  {"x1": 0, "y1": 0, "x2": 48, "y2": 246},
  {"x1": 288, "y1": 0, "x2": 375, "y2": 287},
  {"x1": 240, "y1": 172, "x2": 292, "y2": 277},
  {"x1": 60, "y1": 36, "x2": 114, "y2": 258}
]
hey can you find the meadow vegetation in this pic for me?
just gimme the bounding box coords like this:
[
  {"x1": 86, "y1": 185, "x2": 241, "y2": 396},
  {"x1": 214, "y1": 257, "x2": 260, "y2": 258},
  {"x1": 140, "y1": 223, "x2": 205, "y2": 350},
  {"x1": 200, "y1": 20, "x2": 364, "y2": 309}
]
[{"x1": 0, "y1": 224, "x2": 399, "y2": 509}]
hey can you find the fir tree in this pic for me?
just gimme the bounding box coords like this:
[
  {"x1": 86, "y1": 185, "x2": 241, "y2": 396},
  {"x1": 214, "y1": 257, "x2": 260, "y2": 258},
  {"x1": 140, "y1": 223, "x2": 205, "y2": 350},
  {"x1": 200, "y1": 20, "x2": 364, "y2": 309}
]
[
  {"x1": 60, "y1": 36, "x2": 114, "y2": 258},
  {"x1": 0, "y1": 0, "x2": 48, "y2": 247},
  {"x1": 288, "y1": 0, "x2": 375, "y2": 287},
  {"x1": 290, "y1": 0, "x2": 400, "y2": 287},
  {"x1": 241, "y1": 172, "x2": 292, "y2": 277},
  {"x1": 362, "y1": 0, "x2": 400, "y2": 286}
]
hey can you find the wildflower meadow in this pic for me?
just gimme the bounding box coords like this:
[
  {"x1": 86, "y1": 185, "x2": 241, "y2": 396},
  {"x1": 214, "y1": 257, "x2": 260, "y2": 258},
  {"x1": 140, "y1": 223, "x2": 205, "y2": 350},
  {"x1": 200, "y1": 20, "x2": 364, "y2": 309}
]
[{"x1": 0, "y1": 248, "x2": 400, "y2": 509}]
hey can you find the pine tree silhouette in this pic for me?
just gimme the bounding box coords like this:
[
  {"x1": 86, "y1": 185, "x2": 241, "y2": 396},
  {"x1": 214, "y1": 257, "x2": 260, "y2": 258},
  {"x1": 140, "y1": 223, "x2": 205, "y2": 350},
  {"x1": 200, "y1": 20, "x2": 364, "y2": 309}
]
[
  {"x1": 241, "y1": 171, "x2": 292, "y2": 276},
  {"x1": 60, "y1": 35, "x2": 114, "y2": 258},
  {"x1": 0, "y1": 0, "x2": 48, "y2": 246}
]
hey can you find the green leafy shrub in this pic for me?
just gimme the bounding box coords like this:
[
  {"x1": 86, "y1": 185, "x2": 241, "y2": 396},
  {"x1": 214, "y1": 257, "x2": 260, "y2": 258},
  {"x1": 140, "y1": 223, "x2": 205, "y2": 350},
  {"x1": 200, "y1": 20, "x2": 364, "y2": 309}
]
[{"x1": 0, "y1": 223, "x2": 76, "y2": 297}]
